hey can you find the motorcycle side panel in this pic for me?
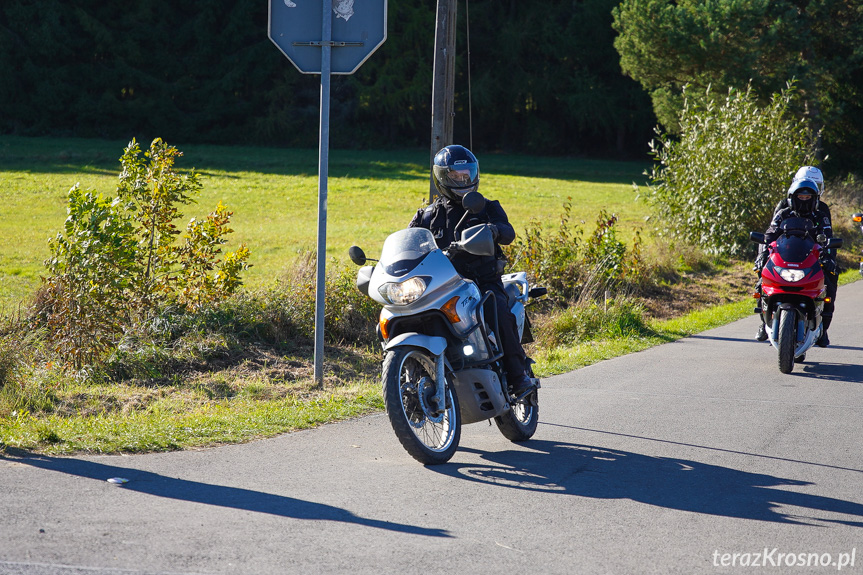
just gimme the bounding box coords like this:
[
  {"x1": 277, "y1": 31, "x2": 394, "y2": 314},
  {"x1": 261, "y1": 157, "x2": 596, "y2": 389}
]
[
  {"x1": 510, "y1": 300, "x2": 525, "y2": 341},
  {"x1": 503, "y1": 272, "x2": 529, "y2": 340},
  {"x1": 451, "y1": 368, "x2": 509, "y2": 424}
]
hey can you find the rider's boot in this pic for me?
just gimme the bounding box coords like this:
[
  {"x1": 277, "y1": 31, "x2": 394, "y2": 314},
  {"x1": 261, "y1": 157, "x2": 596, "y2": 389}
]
[
  {"x1": 816, "y1": 315, "x2": 832, "y2": 347},
  {"x1": 753, "y1": 280, "x2": 767, "y2": 342},
  {"x1": 508, "y1": 373, "x2": 534, "y2": 396}
]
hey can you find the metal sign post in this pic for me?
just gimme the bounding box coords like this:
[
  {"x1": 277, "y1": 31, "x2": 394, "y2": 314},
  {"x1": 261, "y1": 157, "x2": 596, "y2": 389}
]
[
  {"x1": 315, "y1": 1, "x2": 333, "y2": 389},
  {"x1": 269, "y1": 0, "x2": 387, "y2": 387}
]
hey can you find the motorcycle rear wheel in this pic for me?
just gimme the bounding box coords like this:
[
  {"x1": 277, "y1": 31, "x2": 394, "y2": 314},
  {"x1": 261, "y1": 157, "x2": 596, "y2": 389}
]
[
  {"x1": 495, "y1": 368, "x2": 539, "y2": 442},
  {"x1": 382, "y1": 348, "x2": 461, "y2": 465},
  {"x1": 777, "y1": 309, "x2": 797, "y2": 374}
]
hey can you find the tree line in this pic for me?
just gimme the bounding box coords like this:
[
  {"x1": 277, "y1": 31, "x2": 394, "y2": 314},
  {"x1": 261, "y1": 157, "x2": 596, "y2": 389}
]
[
  {"x1": 1, "y1": 1, "x2": 861, "y2": 168},
  {"x1": 0, "y1": 0, "x2": 654, "y2": 157}
]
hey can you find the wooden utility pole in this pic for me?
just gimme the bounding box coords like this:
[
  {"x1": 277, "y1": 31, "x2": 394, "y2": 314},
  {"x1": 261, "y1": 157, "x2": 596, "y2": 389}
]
[{"x1": 429, "y1": 0, "x2": 457, "y2": 202}]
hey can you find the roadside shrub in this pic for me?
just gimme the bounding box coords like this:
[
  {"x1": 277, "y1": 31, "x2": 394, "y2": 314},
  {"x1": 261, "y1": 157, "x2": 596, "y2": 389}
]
[
  {"x1": 0, "y1": 328, "x2": 22, "y2": 392},
  {"x1": 37, "y1": 138, "x2": 251, "y2": 369},
  {"x1": 826, "y1": 174, "x2": 863, "y2": 211},
  {"x1": 278, "y1": 253, "x2": 380, "y2": 347},
  {"x1": 582, "y1": 210, "x2": 629, "y2": 283},
  {"x1": 0, "y1": 317, "x2": 54, "y2": 417},
  {"x1": 506, "y1": 200, "x2": 647, "y2": 299},
  {"x1": 637, "y1": 238, "x2": 714, "y2": 287},
  {"x1": 0, "y1": 368, "x2": 63, "y2": 417},
  {"x1": 822, "y1": 174, "x2": 863, "y2": 271},
  {"x1": 534, "y1": 296, "x2": 650, "y2": 348},
  {"x1": 642, "y1": 82, "x2": 816, "y2": 256},
  {"x1": 95, "y1": 254, "x2": 380, "y2": 384},
  {"x1": 507, "y1": 198, "x2": 583, "y2": 297}
]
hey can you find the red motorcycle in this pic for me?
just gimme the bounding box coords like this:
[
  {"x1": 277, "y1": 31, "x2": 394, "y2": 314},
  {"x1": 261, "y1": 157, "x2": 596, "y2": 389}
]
[{"x1": 750, "y1": 217, "x2": 842, "y2": 374}]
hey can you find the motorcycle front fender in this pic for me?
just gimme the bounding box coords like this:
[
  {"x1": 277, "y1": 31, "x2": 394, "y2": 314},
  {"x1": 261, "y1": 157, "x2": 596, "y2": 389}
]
[
  {"x1": 384, "y1": 333, "x2": 449, "y2": 417},
  {"x1": 384, "y1": 333, "x2": 447, "y2": 357}
]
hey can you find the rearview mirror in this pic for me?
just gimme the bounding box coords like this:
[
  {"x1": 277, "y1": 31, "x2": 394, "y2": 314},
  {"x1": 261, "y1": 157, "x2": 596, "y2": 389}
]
[
  {"x1": 749, "y1": 232, "x2": 765, "y2": 244},
  {"x1": 348, "y1": 246, "x2": 367, "y2": 266},
  {"x1": 461, "y1": 191, "x2": 486, "y2": 214}
]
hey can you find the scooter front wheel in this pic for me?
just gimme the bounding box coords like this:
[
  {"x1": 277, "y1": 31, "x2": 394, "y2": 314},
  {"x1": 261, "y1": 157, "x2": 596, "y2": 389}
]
[{"x1": 382, "y1": 347, "x2": 461, "y2": 465}]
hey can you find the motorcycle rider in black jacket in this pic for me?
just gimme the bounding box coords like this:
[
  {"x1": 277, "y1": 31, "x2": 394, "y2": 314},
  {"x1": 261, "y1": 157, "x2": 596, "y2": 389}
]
[
  {"x1": 754, "y1": 174, "x2": 837, "y2": 346},
  {"x1": 409, "y1": 145, "x2": 534, "y2": 396}
]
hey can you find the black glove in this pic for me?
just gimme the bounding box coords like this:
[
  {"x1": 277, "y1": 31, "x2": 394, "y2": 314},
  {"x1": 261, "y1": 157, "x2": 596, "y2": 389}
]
[
  {"x1": 753, "y1": 251, "x2": 767, "y2": 272},
  {"x1": 487, "y1": 224, "x2": 499, "y2": 240},
  {"x1": 821, "y1": 259, "x2": 836, "y2": 274}
]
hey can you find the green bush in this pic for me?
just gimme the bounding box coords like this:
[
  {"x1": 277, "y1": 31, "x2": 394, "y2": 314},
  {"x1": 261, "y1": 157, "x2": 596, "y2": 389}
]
[
  {"x1": 641, "y1": 82, "x2": 816, "y2": 256},
  {"x1": 277, "y1": 253, "x2": 381, "y2": 347},
  {"x1": 535, "y1": 297, "x2": 650, "y2": 348},
  {"x1": 37, "y1": 139, "x2": 250, "y2": 369},
  {"x1": 506, "y1": 200, "x2": 647, "y2": 299},
  {"x1": 0, "y1": 320, "x2": 57, "y2": 417},
  {"x1": 0, "y1": 329, "x2": 22, "y2": 393},
  {"x1": 96, "y1": 254, "x2": 380, "y2": 384},
  {"x1": 507, "y1": 199, "x2": 583, "y2": 298}
]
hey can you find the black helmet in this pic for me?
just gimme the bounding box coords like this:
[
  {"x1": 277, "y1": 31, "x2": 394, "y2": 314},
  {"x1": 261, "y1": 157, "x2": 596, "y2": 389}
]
[
  {"x1": 786, "y1": 178, "x2": 819, "y2": 216},
  {"x1": 432, "y1": 145, "x2": 479, "y2": 203}
]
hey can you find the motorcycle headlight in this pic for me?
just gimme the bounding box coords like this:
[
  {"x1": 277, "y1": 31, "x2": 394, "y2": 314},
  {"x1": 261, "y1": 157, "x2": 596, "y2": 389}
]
[
  {"x1": 777, "y1": 267, "x2": 806, "y2": 282},
  {"x1": 380, "y1": 277, "x2": 427, "y2": 305}
]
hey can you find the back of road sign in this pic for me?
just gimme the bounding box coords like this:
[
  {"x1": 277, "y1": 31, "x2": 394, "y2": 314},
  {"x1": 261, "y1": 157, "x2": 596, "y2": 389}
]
[{"x1": 268, "y1": 0, "x2": 387, "y2": 75}]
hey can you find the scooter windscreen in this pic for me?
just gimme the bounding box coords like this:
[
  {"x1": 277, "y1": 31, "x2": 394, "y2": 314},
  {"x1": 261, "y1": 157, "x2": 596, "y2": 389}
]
[
  {"x1": 379, "y1": 227, "x2": 438, "y2": 277},
  {"x1": 774, "y1": 234, "x2": 814, "y2": 264}
]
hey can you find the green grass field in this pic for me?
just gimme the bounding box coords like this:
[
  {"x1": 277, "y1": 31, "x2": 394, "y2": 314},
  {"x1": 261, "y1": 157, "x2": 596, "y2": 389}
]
[{"x1": 0, "y1": 135, "x2": 652, "y2": 310}]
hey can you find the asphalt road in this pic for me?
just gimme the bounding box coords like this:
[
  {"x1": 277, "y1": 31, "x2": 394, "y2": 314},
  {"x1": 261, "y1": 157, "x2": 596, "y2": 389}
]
[{"x1": 2, "y1": 282, "x2": 862, "y2": 575}]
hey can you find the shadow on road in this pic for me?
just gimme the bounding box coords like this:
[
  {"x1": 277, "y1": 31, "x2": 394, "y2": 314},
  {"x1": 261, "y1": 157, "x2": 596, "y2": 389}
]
[
  {"x1": 9, "y1": 453, "x2": 451, "y2": 538},
  {"x1": 794, "y1": 362, "x2": 863, "y2": 383},
  {"x1": 686, "y1": 334, "x2": 756, "y2": 344},
  {"x1": 687, "y1": 333, "x2": 863, "y2": 380},
  {"x1": 687, "y1": 334, "x2": 863, "y2": 357},
  {"x1": 431, "y1": 440, "x2": 863, "y2": 528}
]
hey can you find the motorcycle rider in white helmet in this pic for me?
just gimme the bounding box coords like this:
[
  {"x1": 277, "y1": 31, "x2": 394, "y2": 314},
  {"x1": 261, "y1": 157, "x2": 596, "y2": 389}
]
[
  {"x1": 763, "y1": 166, "x2": 825, "y2": 217},
  {"x1": 754, "y1": 166, "x2": 837, "y2": 345}
]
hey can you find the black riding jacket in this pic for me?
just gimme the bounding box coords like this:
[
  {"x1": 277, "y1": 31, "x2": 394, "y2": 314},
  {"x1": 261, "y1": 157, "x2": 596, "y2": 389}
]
[
  {"x1": 764, "y1": 202, "x2": 835, "y2": 263},
  {"x1": 408, "y1": 196, "x2": 515, "y2": 283}
]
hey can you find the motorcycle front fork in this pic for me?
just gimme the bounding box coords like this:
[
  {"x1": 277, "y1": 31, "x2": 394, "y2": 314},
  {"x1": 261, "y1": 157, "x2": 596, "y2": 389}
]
[{"x1": 431, "y1": 354, "x2": 446, "y2": 413}]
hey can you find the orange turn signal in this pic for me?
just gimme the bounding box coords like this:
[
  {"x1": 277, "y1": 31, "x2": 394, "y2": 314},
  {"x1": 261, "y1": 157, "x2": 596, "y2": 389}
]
[
  {"x1": 824, "y1": 297, "x2": 832, "y2": 303},
  {"x1": 854, "y1": 215, "x2": 862, "y2": 223},
  {"x1": 752, "y1": 292, "x2": 761, "y2": 299},
  {"x1": 379, "y1": 312, "x2": 391, "y2": 340},
  {"x1": 441, "y1": 296, "x2": 461, "y2": 323}
]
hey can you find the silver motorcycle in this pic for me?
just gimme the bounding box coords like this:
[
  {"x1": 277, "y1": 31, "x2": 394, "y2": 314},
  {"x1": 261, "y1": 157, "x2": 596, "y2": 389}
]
[{"x1": 349, "y1": 192, "x2": 545, "y2": 465}]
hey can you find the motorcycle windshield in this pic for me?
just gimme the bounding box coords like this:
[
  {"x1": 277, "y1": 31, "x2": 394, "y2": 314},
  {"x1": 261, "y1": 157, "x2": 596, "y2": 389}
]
[
  {"x1": 379, "y1": 227, "x2": 438, "y2": 276},
  {"x1": 774, "y1": 235, "x2": 813, "y2": 263}
]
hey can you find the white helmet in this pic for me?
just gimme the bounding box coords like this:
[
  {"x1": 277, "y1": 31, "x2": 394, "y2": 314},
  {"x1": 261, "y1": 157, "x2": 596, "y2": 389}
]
[{"x1": 793, "y1": 166, "x2": 824, "y2": 194}]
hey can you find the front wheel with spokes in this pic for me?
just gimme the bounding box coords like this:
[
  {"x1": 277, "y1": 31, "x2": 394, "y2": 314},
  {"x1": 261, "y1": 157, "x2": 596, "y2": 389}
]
[{"x1": 382, "y1": 347, "x2": 461, "y2": 465}]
